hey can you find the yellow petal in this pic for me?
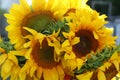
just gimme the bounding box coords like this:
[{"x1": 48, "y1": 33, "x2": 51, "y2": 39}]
[
  {"x1": 61, "y1": 46, "x2": 72, "y2": 54},
  {"x1": 50, "y1": 68, "x2": 59, "y2": 80},
  {"x1": 56, "y1": 66, "x2": 65, "y2": 80},
  {"x1": 47, "y1": 0, "x2": 58, "y2": 10},
  {"x1": 25, "y1": 48, "x2": 32, "y2": 59},
  {"x1": 21, "y1": 60, "x2": 32, "y2": 72},
  {"x1": 0, "y1": 47, "x2": 5, "y2": 53},
  {"x1": 64, "y1": 52, "x2": 76, "y2": 60},
  {"x1": 99, "y1": 62, "x2": 111, "y2": 71},
  {"x1": 62, "y1": 32, "x2": 68, "y2": 38},
  {"x1": 8, "y1": 53, "x2": 18, "y2": 65},
  {"x1": 19, "y1": 71, "x2": 26, "y2": 80},
  {"x1": 32, "y1": 0, "x2": 46, "y2": 11},
  {"x1": 98, "y1": 70, "x2": 106, "y2": 80},
  {"x1": 110, "y1": 51, "x2": 118, "y2": 60},
  {"x1": 63, "y1": 31, "x2": 75, "y2": 39},
  {"x1": 20, "y1": 0, "x2": 31, "y2": 13},
  {"x1": 112, "y1": 60, "x2": 119, "y2": 72},
  {"x1": 23, "y1": 41, "x2": 31, "y2": 48},
  {"x1": 105, "y1": 27, "x2": 114, "y2": 34},
  {"x1": 33, "y1": 74, "x2": 39, "y2": 80},
  {"x1": 53, "y1": 41, "x2": 61, "y2": 56},
  {"x1": 93, "y1": 31, "x2": 99, "y2": 39},
  {"x1": 23, "y1": 27, "x2": 37, "y2": 36},
  {"x1": 43, "y1": 69, "x2": 52, "y2": 80},
  {"x1": 30, "y1": 64, "x2": 37, "y2": 77},
  {"x1": 36, "y1": 67, "x2": 43, "y2": 79},
  {"x1": 35, "y1": 33, "x2": 45, "y2": 40},
  {"x1": 76, "y1": 59, "x2": 84, "y2": 69},
  {"x1": 71, "y1": 37, "x2": 80, "y2": 45},
  {"x1": 52, "y1": 29, "x2": 60, "y2": 37},
  {"x1": 0, "y1": 54, "x2": 7, "y2": 65},
  {"x1": 1, "y1": 60, "x2": 14, "y2": 80},
  {"x1": 62, "y1": 40, "x2": 70, "y2": 48},
  {"x1": 46, "y1": 38, "x2": 55, "y2": 47},
  {"x1": 43, "y1": 68, "x2": 59, "y2": 80},
  {"x1": 76, "y1": 71, "x2": 93, "y2": 80},
  {"x1": 10, "y1": 65, "x2": 20, "y2": 80},
  {"x1": 62, "y1": 59, "x2": 77, "y2": 75},
  {"x1": 10, "y1": 49, "x2": 26, "y2": 56},
  {"x1": 24, "y1": 35, "x2": 33, "y2": 40}
]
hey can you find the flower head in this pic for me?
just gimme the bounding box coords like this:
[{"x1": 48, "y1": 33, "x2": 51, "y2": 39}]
[
  {"x1": 13, "y1": 28, "x2": 65, "y2": 80},
  {"x1": 0, "y1": 48, "x2": 20, "y2": 80},
  {"x1": 5, "y1": 0, "x2": 66, "y2": 49},
  {"x1": 64, "y1": 9, "x2": 117, "y2": 58}
]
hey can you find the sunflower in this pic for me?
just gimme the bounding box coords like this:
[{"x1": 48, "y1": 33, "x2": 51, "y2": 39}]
[
  {"x1": 0, "y1": 48, "x2": 21, "y2": 80},
  {"x1": 0, "y1": 37, "x2": 27, "y2": 80},
  {"x1": 64, "y1": 8, "x2": 117, "y2": 58},
  {"x1": 12, "y1": 27, "x2": 65, "y2": 80},
  {"x1": 0, "y1": 38, "x2": 20, "y2": 80},
  {"x1": 60, "y1": 5, "x2": 117, "y2": 79},
  {"x1": 5, "y1": 0, "x2": 66, "y2": 49}
]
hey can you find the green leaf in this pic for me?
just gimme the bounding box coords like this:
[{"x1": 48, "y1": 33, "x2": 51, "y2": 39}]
[{"x1": 74, "y1": 46, "x2": 119, "y2": 75}]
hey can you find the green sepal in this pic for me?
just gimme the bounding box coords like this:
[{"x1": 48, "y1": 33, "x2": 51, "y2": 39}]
[
  {"x1": 74, "y1": 46, "x2": 119, "y2": 75},
  {"x1": 0, "y1": 40, "x2": 14, "y2": 53}
]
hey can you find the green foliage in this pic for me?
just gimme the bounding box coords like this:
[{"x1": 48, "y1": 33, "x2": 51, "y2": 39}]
[
  {"x1": 74, "y1": 46, "x2": 120, "y2": 75},
  {"x1": 16, "y1": 56, "x2": 27, "y2": 67},
  {"x1": 41, "y1": 19, "x2": 69, "y2": 36},
  {"x1": 0, "y1": 40, "x2": 14, "y2": 53}
]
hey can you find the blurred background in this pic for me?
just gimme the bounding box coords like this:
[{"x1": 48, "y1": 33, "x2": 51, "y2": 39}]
[{"x1": 0, "y1": 0, "x2": 120, "y2": 45}]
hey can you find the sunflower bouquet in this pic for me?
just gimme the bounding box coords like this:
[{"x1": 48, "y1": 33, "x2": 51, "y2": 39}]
[{"x1": 0, "y1": 0, "x2": 120, "y2": 80}]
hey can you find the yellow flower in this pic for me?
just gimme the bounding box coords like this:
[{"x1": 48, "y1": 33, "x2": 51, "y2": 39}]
[
  {"x1": 65, "y1": 8, "x2": 116, "y2": 58},
  {"x1": 5, "y1": 0, "x2": 66, "y2": 49},
  {"x1": 0, "y1": 50, "x2": 20, "y2": 80},
  {"x1": 14, "y1": 27, "x2": 65, "y2": 80}
]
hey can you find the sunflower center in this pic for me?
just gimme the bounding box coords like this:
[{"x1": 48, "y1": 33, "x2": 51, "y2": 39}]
[
  {"x1": 72, "y1": 30, "x2": 98, "y2": 58},
  {"x1": 22, "y1": 11, "x2": 56, "y2": 36},
  {"x1": 32, "y1": 39, "x2": 59, "y2": 69}
]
